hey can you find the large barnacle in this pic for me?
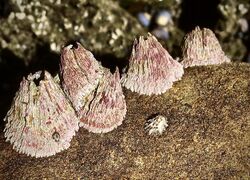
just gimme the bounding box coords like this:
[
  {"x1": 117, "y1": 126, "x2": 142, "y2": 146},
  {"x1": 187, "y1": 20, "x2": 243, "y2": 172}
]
[
  {"x1": 60, "y1": 43, "x2": 126, "y2": 133},
  {"x1": 121, "y1": 33, "x2": 184, "y2": 95},
  {"x1": 4, "y1": 71, "x2": 79, "y2": 158},
  {"x1": 181, "y1": 27, "x2": 230, "y2": 67}
]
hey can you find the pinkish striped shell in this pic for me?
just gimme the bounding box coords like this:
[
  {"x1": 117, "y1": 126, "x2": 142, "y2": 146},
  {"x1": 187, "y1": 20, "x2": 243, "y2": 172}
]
[
  {"x1": 79, "y1": 68, "x2": 127, "y2": 133},
  {"x1": 60, "y1": 43, "x2": 103, "y2": 111},
  {"x1": 60, "y1": 43, "x2": 127, "y2": 133},
  {"x1": 181, "y1": 27, "x2": 231, "y2": 68},
  {"x1": 4, "y1": 71, "x2": 79, "y2": 158},
  {"x1": 121, "y1": 33, "x2": 184, "y2": 95}
]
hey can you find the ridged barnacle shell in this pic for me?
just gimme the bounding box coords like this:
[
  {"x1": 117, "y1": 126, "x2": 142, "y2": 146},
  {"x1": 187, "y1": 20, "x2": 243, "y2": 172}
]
[
  {"x1": 121, "y1": 33, "x2": 184, "y2": 95},
  {"x1": 4, "y1": 71, "x2": 79, "y2": 158},
  {"x1": 60, "y1": 43, "x2": 126, "y2": 133},
  {"x1": 79, "y1": 68, "x2": 127, "y2": 133},
  {"x1": 145, "y1": 115, "x2": 168, "y2": 135},
  {"x1": 181, "y1": 26, "x2": 231, "y2": 68},
  {"x1": 60, "y1": 43, "x2": 103, "y2": 111}
]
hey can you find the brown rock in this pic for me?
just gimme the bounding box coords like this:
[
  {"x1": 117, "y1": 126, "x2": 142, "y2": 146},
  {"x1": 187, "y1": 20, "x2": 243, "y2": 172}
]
[{"x1": 0, "y1": 63, "x2": 249, "y2": 179}]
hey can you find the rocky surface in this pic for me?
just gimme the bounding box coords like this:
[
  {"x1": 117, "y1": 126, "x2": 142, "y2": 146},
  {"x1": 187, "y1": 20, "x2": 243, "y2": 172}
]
[
  {"x1": 216, "y1": 0, "x2": 250, "y2": 61},
  {"x1": 0, "y1": 0, "x2": 145, "y2": 64},
  {"x1": 0, "y1": 63, "x2": 249, "y2": 179},
  {"x1": 1, "y1": 0, "x2": 249, "y2": 66}
]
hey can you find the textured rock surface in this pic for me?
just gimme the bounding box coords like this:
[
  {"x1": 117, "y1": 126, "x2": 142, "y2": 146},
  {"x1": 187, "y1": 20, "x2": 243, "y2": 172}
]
[
  {"x1": 216, "y1": 0, "x2": 249, "y2": 60},
  {"x1": 1, "y1": 0, "x2": 249, "y2": 65},
  {"x1": 0, "y1": 0, "x2": 145, "y2": 64},
  {"x1": 0, "y1": 63, "x2": 249, "y2": 179}
]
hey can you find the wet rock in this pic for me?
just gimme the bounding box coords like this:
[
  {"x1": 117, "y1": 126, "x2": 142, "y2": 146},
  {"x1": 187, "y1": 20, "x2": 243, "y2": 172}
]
[{"x1": 0, "y1": 63, "x2": 249, "y2": 179}]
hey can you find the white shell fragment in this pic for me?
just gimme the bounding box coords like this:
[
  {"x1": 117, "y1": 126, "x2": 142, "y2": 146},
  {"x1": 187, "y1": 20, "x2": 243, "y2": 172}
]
[
  {"x1": 60, "y1": 42, "x2": 103, "y2": 111},
  {"x1": 4, "y1": 71, "x2": 79, "y2": 158},
  {"x1": 121, "y1": 33, "x2": 184, "y2": 95},
  {"x1": 181, "y1": 26, "x2": 231, "y2": 68},
  {"x1": 79, "y1": 68, "x2": 127, "y2": 133},
  {"x1": 145, "y1": 115, "x2": 168, "y2": 135}
]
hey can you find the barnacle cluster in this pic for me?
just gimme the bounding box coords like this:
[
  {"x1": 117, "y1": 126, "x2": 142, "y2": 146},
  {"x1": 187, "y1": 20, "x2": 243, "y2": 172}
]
[
  {"x1": 60, "y1": 43, "x2": 127, "y2": 133},
  {"x1": 3, "y1": 26, "x2": 230, "y2": 157},
  {"x1": 4, "y1": 43, "x2": 127, "y2": 157}
]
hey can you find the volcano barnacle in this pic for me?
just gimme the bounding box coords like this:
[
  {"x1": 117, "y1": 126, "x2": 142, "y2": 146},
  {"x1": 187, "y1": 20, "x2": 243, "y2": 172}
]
[
  {"x1": 79, "y1": 68, "x2": 127, "y2": 133},
  {"x1": 121, "y1": 33, "x2": 184, "y2": 95},
  {"x1": 4, "y1": 71, "x2": 79, "y2": 158},
  {"x1": 181, "y1": 26, "x2": 231, "y2": 68},
  {"x1": 60, "y1": 42, "x2": 103, "y2": 112},
  {"x1": 60, "y1": 43, "x2": 127, "y2": 133}
]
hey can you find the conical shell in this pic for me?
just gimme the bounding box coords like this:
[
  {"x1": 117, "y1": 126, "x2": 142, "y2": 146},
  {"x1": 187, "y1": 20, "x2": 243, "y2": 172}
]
[
  {"x1": 60, "y1": 43, "x2": 103, "y2": 111},
  {"x1": 121, "y1": 33, "x2": 184, "y2": 95},
  {"x1": 60, "y1": 43, "x2": 126, "y2": 133},
  {"x1": 181, "y1": 27, "x2": 230, "y2": 68},
  {"x1": 79, "y1": 68, "x2": 127, "y2": 133},
  {"x1": 4, "y1": 71, "x2": 79, "y2": 158}
]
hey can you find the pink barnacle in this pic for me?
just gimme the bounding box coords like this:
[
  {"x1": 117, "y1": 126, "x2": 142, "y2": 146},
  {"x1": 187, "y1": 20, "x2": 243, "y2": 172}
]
[
  {"x1": 60, "y1": 42, "x2": 103, "y2": 112},
  {"x1": 4, "y1": 71, "x2": 79, "y2": 158},
  {"x1": 79, "y1": 68, "x2": 127, "y2": 133},
  {"x1": 121, "y1": 33, "x2": 184, "y2": 95},
  {"x1": 60, "y1": 42, "x2": 126, "y2": 133},
  {"x1": 181, "y1": 26, "x2": 231, "y2": 68}
]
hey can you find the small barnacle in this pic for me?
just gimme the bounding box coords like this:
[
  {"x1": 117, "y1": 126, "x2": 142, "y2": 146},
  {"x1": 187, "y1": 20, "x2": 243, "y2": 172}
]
[
  {"x1": 79, "y1": 68, "x2": 127, "y2": 133},
  {"x1": 4, "y1": 71, "x2": 79, "y2": 158},
  {"x1": 60, "y1": 42, "x2": 103, "y2": 112},
  {"x1": 181, "y1": 26, "x2": 230, "y2": 68},
  {"x1": 121, "y1": 33, "x2": 184, "y2": 95},
  {"x1": 145, "y1": 115, "x2": 168, "y2": 135}
]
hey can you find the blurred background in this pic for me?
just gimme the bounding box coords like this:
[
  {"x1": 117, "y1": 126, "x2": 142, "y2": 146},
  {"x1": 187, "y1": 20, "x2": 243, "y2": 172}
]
[{"x1": 0, "y1": 0, "x2": 249, "y2": 128}]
